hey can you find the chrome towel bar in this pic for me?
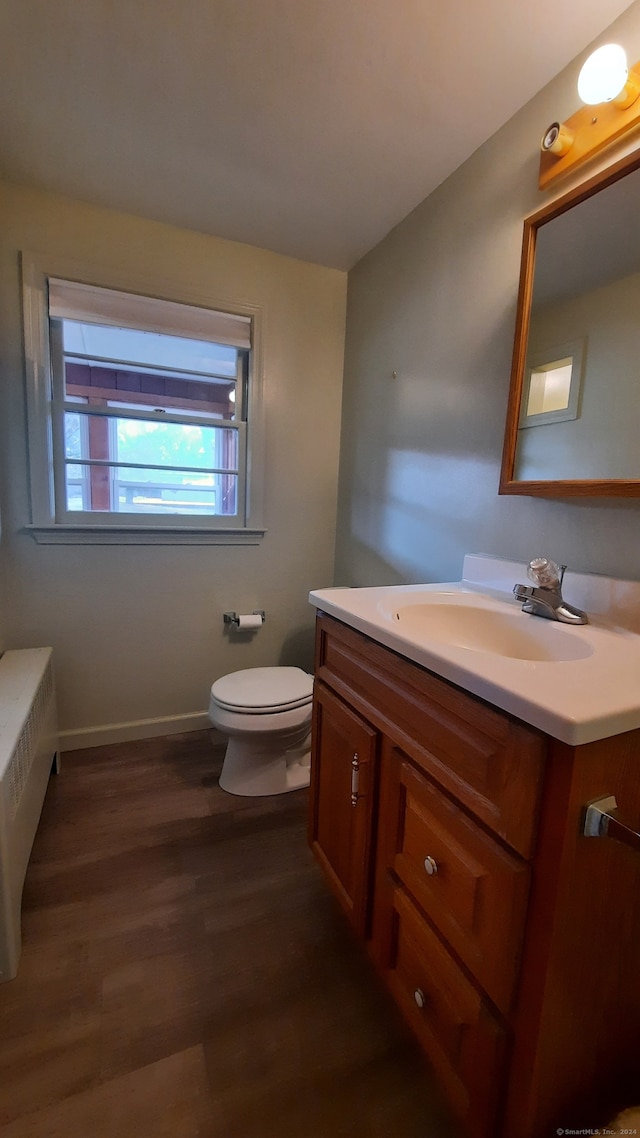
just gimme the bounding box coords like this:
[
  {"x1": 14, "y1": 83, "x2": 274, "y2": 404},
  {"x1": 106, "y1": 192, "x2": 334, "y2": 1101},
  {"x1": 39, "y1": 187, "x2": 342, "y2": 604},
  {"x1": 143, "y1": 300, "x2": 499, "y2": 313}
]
[{"x1": 583, "y1": 795, "x2": 640, "y2": 854}]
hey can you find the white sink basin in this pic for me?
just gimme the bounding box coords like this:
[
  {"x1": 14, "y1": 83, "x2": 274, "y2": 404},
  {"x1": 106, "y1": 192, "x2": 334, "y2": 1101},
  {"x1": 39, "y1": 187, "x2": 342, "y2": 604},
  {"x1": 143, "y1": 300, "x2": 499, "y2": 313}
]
[
  {"x1": 383, "y1": 600, "x2": 593, "y2": 662},
  {"x1": 309, "y1": 559, "x2": 640, "y2": 746}
]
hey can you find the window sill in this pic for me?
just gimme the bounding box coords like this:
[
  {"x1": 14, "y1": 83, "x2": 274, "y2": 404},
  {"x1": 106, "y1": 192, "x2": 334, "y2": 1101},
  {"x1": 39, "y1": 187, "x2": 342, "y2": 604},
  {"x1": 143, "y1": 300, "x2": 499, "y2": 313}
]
[{"x1": 24, "y1": 524, "x2": 266, "y2": 546}]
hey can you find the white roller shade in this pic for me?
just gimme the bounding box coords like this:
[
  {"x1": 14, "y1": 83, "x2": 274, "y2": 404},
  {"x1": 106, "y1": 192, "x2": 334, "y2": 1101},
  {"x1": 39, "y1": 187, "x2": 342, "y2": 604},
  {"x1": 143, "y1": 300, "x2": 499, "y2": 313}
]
[{"x1": 48, "y1": 279, "x2": 251, "y2": 349}]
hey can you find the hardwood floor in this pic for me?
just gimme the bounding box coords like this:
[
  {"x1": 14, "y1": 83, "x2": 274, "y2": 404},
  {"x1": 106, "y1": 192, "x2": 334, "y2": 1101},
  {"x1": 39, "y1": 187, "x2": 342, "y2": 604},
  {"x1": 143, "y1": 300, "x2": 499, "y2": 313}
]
[{"x1": 0, "y1": 731, "x2": 456, "y2": 1137}]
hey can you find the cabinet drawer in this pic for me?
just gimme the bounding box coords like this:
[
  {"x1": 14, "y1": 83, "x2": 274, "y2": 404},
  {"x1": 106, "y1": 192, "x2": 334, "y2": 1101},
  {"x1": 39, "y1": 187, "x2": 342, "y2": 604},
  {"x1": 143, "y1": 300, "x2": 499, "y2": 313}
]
[
  {"x1": 386, "y1": 885, "x2": 505, "y2": 1138},
  {"x1": 391, "y1": 754, "x2": 529, "y2": 1013},
  {"x1": 316, "y1": 613, "x2": 545, "y2": 858}
]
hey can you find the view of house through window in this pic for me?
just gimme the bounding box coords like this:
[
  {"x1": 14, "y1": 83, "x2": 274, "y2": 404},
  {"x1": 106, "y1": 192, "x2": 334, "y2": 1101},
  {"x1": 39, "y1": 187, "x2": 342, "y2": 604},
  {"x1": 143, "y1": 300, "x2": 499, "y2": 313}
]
[{"x1": 47, "y1": 281, "x2": 251, "y2": 523}]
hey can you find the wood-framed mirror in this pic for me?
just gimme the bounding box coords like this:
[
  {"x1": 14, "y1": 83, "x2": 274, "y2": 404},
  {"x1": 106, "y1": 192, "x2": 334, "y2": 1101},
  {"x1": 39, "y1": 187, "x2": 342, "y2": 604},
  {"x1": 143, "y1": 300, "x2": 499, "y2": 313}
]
[{"x1": 499, "y1": 147, "x2": 640, "y2": 498}]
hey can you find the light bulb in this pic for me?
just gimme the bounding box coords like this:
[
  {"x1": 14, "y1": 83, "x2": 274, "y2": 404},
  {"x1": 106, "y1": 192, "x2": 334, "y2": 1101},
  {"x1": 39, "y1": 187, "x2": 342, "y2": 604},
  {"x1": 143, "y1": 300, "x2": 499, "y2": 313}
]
[{"x1": 577, "y1": 44, "x2": 628, "y2": 105}]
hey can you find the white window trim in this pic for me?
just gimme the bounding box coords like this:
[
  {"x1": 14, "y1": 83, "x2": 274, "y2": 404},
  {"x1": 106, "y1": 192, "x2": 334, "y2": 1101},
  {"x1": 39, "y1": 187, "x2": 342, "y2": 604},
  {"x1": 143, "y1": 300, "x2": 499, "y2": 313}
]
[{"x1": 21, "y1": 252, "x2": 266, "y2": 545}]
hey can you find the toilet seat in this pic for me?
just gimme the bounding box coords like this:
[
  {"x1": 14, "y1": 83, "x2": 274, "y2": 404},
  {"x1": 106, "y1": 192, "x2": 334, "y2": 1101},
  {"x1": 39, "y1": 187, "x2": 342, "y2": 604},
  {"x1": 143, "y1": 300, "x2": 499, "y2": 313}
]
[{"x1": 211, "y1": 666, "x2": 313, "y2": 715}]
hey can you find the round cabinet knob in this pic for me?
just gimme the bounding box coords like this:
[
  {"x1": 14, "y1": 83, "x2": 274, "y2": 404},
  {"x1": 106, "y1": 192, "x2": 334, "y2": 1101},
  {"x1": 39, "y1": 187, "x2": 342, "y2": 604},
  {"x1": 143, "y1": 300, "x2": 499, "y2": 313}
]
[
  {"x1": 423, "y1": 855, "x2": 438, "y2": 876},
  {"x1": 413, "y1": 988, "x2": 426, "y2": 1009}
]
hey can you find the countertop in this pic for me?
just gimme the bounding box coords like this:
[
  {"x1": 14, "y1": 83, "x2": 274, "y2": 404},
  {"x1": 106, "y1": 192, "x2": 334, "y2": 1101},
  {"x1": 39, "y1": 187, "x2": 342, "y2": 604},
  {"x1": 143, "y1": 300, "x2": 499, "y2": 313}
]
[{"x1": 309, "y1": 555, "x2": 640, "y2": 746}]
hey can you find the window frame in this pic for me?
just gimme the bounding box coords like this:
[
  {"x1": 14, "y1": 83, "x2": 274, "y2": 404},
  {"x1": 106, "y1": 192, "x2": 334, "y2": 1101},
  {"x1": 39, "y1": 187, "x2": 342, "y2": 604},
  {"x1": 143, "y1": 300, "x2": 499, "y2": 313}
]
[
  {"x1": 21, "y1": 253, "x2": 266, "y2": 545},
  {"x1": 49, "y1": 318, "x2": 247, "y2": 522}
]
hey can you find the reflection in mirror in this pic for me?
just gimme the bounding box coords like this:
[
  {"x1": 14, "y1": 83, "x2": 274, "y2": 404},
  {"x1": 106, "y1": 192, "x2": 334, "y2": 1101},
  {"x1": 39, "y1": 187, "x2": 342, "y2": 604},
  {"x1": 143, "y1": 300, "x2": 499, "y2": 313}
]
[
  {"x1": 500, "y1": 149, "x2": 640, "y2": 497},
  {"x1": 519, "y1": 338, "x2": 584, "y2": 432}
]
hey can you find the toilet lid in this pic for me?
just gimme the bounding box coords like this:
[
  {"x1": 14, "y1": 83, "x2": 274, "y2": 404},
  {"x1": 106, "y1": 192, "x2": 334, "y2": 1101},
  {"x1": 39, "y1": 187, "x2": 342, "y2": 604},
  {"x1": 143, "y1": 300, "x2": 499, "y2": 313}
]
[{"x1": 211, "y1": 666, "x2": 313, "y2": 714}]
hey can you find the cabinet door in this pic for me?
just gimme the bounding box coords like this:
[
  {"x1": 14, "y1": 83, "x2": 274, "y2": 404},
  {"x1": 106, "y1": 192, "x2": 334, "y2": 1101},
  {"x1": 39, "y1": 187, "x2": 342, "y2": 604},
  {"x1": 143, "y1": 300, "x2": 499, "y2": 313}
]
[{"x1": 308, "y1": 682, "x2": 378, "y2": 936}]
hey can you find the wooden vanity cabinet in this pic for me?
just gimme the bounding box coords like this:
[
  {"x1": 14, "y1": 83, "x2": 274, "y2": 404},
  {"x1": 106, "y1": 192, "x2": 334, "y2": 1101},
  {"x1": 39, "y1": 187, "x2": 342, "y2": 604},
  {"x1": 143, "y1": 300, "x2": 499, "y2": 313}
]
[{"x1": 309, "y1": 612, "x2": 640, "y2": 1138}]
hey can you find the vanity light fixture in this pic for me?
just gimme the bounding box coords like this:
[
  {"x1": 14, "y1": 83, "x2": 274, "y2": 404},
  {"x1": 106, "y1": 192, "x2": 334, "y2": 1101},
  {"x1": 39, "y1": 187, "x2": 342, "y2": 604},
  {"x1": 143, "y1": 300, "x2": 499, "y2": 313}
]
[
  {"x1": 577, "y1": 44, "x2": 640, "y2": 107},
  {"x1": 539, "y1": 43, "x2": 640, "y2": 189}
]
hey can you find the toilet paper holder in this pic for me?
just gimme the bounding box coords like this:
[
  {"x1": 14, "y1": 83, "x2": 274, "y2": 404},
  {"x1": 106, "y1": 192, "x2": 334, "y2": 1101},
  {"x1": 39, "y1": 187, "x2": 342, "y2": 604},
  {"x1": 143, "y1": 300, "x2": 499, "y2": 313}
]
[{"x1": 223, "y1": 610, "x2": 266, "y2": 627}]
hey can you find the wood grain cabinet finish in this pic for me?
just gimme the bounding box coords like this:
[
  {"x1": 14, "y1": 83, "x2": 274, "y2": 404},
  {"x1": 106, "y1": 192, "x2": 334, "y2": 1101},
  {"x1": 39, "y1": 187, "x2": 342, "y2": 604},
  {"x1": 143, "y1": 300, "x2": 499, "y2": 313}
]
[
  {"x1": 309, "y1": 612, "x2": 640, "y2": 1138},
  {"x1": 308, "y1": 681, "x2": 378, "y2": 936},
  {"x1": 382, "y1": 750, "x2": 530, "y2": 1015},
  {"x1": 387, "y1": 885, "x2": 506, "y2": 1138},
  {"x1": 315, "y1": 611, "x2": 545, "y2": 858}
]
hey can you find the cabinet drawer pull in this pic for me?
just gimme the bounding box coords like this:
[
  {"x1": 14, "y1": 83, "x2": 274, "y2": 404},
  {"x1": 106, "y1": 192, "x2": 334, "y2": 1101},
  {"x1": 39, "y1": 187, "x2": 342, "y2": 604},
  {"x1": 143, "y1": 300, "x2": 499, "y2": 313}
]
[
  {"x1": 351, "y1": 753, "x2": 360, "y2": 807},
  {"x1": 423, "y1": 855, "x2": 438, "y2": 876},
  {"x1": 413, "y1": 988, "x2": 426, "y2": 1009}
]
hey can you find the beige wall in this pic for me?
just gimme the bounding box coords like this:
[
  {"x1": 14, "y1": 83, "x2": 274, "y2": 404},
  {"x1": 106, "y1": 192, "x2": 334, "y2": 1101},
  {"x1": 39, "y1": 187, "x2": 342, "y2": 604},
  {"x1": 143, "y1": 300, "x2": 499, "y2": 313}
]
[
  {"x1": 336, "y1": 3, "x2": 640, "y2": 589},
  {"x1": 0, "y1": 181, "x2": 347, "y2": 743}
]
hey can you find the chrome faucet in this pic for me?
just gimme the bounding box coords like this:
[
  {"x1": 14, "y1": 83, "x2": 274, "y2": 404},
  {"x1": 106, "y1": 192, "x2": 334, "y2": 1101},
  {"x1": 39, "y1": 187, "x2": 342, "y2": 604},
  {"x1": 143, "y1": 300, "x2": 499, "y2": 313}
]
[{"x1": 513, "y1": 557, "x2": 589, "y2": 625}]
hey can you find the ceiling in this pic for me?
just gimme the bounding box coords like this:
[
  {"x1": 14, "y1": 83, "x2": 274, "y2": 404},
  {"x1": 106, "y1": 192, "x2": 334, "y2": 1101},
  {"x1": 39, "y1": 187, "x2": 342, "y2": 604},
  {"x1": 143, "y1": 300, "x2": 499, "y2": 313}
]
[{"x1": 0, "y1": 0, "x2": 635, "y2": 270}]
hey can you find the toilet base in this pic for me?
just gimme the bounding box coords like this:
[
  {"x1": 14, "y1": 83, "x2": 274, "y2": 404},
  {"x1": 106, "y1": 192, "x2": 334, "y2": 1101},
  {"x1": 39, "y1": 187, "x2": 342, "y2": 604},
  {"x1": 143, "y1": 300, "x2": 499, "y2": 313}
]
[{"x1": 218, "y1": 731, "x2": 311, "y2": 797}]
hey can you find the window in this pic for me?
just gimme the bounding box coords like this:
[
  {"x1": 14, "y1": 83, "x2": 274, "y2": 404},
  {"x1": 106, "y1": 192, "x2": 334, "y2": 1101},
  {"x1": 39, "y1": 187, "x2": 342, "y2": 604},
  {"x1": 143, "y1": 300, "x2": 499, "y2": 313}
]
[{"x1": 22, "y1": 258, "x2": 264, "y2": 543}]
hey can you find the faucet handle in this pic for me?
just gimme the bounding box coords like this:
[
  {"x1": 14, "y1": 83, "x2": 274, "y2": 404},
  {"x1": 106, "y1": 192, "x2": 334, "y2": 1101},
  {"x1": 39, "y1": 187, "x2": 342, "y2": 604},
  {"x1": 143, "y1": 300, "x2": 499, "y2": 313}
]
[{"x1": 527, "y1": 557, "x2": 564, "y2": 589}]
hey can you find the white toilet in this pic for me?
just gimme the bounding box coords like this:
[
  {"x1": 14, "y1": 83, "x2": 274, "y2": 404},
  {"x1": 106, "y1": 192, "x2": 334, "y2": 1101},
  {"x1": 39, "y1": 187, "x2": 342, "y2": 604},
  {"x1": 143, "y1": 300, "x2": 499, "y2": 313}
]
[{"x1": 208, "y1": 666, "x2": 313, "y2": 796}]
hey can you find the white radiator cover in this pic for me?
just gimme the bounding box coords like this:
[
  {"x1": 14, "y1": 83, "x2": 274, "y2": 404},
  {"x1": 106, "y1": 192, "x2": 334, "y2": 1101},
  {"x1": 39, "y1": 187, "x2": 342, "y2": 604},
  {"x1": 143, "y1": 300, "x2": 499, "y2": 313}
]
[{"x1": 0, "y1": 648, "x2": 58, "y2": 982}]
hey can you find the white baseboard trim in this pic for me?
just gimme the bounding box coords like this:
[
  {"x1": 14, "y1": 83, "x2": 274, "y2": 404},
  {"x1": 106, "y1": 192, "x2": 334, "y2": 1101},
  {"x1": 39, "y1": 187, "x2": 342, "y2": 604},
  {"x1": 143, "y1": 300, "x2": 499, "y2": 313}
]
[{"x1": 60, "y1": 711, "x2": 222, "y2": 751}]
